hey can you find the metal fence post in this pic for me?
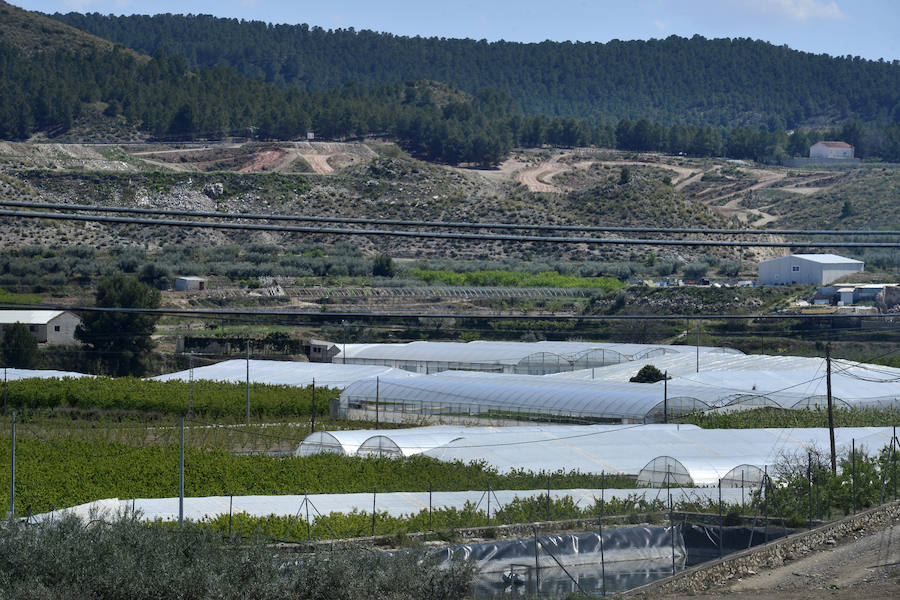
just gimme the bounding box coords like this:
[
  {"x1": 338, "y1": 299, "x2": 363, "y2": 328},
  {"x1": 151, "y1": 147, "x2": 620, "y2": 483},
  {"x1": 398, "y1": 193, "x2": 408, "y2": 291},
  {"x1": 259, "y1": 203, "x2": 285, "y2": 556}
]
[
  {"x1": 487, "y1": 481, "x2": 491, "y2": 526},
  {"x1": 718, "y1": 478, "x2": 723, "y2": 558},
  {"x1": 763, "y1": 466, "x2": 768, "y2": 543},
  {"x1": 808, "y1": 452, "x2": 813, "y2": 530},
  {"x1": 371, "y1": 486, "x2": 377, "y2": 537},
  {"x1": 245, "y1": 340, "x2": 251, "y2": 424},
  {"x1": 228, "y1": 494, "x2": 233, "y2": 537},
  {"x1": 429, "y1": 481, "x2": 433, "y2": 532},
  {"x1": 179, "y1": 416, "x2": 184, "y2": 531},
  {"x1": 532, "y1": 526, "x2": 540, "y2": 596},
  {"x1": 599, "y1": 471, "x2": 606, "y2": 597},
  {"x1": 8, "y1": 411, "x2": 15, "y2": 519},
  {"x1": 851, "y1": 438, "x2": 856, "y2": 515},
  {"x1": 546, "y1": 474, "x2": 552, "y2": 522}
]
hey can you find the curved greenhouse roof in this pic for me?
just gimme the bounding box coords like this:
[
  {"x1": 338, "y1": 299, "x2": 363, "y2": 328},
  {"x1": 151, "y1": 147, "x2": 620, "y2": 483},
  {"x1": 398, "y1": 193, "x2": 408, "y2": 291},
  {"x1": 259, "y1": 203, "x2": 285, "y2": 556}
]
[
  {"x1": 339, "y1": 372, "x2": 710, "y2": 423},
  {"x1": 153, "y1": 360, "x2": 419, "y2": 389},
  {"x1": 295, "y1": 423, "x2": 896, "y2": 487},
  {"x1": 336, "y1": 341, "x2": 741, "y2": 374},
  {"x1": 421, "y1": 425, "x2": 896, "y2": 482}
]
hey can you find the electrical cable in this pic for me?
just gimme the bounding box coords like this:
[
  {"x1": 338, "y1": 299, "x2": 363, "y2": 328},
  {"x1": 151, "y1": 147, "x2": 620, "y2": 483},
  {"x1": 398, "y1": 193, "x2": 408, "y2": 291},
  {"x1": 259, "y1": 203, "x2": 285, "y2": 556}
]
[
  {"x1": 2, "y1": 208, "x2": 899, "y2": 248},
  {"x1": 1, "y1": 302, "x2": 894, "y2": 320},
  {"x1": 2, "y1": 199, "x2": 898, "y2": 236}
]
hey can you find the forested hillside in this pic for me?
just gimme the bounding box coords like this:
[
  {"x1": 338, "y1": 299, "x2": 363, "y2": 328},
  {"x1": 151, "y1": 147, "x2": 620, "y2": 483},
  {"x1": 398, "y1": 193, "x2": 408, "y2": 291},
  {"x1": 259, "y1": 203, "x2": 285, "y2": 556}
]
[{"x1": 51, "y1": 11, "x2": 900, "y2": 128}]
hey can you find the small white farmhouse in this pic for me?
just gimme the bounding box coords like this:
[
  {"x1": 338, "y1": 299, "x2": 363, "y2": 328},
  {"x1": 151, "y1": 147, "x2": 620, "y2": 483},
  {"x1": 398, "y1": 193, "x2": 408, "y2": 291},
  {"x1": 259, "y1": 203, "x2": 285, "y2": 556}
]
[
  {"x1": 809, "y1": 141, "x2": 854, "y2": 159},
  {"x1": 0, "y1": 310, "x2": 82, "y2": 345}
]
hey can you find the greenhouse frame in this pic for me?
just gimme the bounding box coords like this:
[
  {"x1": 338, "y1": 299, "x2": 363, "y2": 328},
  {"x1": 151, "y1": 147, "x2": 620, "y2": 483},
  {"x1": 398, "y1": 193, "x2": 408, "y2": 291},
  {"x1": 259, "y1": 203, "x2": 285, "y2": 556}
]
[{"x1": 335, "y1": 340, "x2": 742, "y2": 375}]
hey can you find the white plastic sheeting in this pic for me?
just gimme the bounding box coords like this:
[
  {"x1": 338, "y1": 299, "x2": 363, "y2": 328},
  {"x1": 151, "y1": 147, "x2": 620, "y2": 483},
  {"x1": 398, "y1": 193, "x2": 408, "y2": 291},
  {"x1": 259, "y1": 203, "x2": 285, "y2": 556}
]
[
  {"x1": 33, "y1": 487, "x2": 747, "y2": 524},
  {"x1": 1, "y1": 368, "x2": 93, "y2": 381},
  {"x1": 336, "y1": 340, "x2": 741, "y2": 374},
  {"x1": 552, "y1": 354, "x2": 900, "y2": 410},
  {"x1": 153, "y1": 360, "x2": 419, "y2": 389},
  {"x1": 419, "y1": 425, "x2": 896, "y2": 485},
  {"x1": 297, "y1": 425, "x2": 476, "y2": 457},
  {"x1": 338, "y1": 373, "x2": 710, "y2": 423}
]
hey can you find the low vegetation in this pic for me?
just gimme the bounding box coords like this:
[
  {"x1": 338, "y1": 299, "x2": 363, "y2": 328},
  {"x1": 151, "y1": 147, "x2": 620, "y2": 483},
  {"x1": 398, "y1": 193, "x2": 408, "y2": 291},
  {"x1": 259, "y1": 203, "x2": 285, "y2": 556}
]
[{"x1": 0, "y1": 514, "x2": 475, "y2": 600}]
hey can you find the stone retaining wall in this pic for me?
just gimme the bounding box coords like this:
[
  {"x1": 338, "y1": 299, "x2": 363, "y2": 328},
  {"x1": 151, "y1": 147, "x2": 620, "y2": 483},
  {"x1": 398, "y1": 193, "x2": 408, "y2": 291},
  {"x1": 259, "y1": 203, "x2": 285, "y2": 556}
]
[{"x1": 622, "y1": 500, "x2": 900, "y2": 597}]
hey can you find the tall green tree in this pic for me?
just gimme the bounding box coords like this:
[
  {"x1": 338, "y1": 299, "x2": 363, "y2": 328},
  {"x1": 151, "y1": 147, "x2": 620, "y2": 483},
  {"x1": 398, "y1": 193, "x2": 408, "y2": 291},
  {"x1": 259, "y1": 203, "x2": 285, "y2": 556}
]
[
  {"x1": 75, "y1": 274, "x2": 161, "y2": 377},
  {"x1": 0, "y1": 323, "x2": 39, "y2": 369}
]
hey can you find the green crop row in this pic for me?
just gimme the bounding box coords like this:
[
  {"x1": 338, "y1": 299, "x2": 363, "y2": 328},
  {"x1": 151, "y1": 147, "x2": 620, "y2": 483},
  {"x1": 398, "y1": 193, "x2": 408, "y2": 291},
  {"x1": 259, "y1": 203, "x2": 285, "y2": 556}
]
[
  {"x1": 0, "y1": 438, "x2": 635, "y2": 515},
  {"x1": 410, "y1": 269, "x2": 624, "y2": 290},
  {"x1": 198, "y1": 494, "x2": 672, "y2": 542},
  {"x1": 4, "y1": 377, "x2": 339, "y2": 418},
  {"x1": 680, "y1": 407, "x2": 900, "y2": 429}
]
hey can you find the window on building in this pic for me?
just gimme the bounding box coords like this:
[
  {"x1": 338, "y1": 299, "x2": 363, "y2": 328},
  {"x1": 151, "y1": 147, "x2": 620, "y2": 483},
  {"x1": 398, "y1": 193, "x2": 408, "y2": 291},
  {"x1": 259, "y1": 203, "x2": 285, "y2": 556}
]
[
  {"x1": 792, "y1": 266, "x2": 800, "y2": 272},
  {"x1": 29, "y1": 325, "x2": 36, "y2": 331},
  {"x1": 54, "y1": 325, "x2": 61, "y2": 332}
]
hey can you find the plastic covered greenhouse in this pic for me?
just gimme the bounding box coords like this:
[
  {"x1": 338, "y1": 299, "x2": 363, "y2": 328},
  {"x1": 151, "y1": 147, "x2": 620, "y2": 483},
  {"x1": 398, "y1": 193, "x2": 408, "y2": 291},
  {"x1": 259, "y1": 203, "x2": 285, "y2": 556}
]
[
  {"x1": 153, "y1": 359, "x2": 419, "y2": 389},
  {"x1": 297, "y1": 424, "x2": 896, "y2": 487},
  {"x1": 337, "y1": 372, "x2": 713, "y2": 423},
  {"x1": 335, "y1": 340, "x2": 742, "y2": 375}
]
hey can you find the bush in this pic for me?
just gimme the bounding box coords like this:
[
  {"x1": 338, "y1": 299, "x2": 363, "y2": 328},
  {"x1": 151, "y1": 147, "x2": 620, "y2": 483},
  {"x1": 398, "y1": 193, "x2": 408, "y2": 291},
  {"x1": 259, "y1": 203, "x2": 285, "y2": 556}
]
[
  {"x1": 0, "y1": 515, "x2": 475, "y2": 600},
  {"x1": 629, "y1": 364, "x2": 668, "y2": 383}
]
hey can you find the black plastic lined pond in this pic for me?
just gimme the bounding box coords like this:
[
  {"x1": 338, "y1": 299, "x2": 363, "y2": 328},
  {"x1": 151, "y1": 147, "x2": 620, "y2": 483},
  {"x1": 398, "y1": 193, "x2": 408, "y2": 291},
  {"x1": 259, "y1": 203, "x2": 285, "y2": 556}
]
[{"x1": 443, "y1": 522, "x2": 796, "y2": 598}]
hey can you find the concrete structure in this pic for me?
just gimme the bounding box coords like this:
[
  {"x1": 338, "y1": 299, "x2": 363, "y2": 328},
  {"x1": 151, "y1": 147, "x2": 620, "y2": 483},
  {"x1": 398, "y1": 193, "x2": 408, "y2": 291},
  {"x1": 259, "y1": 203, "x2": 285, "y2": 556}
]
[
  {"x1": 815, "y1": 283, "x2": 897, "y2": 305},
  {"x1": 174, "y1": 276, "x2": 206, "y2": 291},
  {"x1": 758, "y1": 254, "x2": 864, "y2": 285},
  {"x1": 810, "y1": 141, "x2": 854, "y2": 159},
  {"x1": 0, "y1": 310, "x2": 81, "y2": 345}
]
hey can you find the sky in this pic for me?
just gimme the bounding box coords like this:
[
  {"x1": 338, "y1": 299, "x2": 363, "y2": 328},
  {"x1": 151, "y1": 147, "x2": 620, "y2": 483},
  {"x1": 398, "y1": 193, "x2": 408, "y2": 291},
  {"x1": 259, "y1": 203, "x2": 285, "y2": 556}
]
[{"x1": 13, "y1": 0, "x2": 900, "y2": 62}]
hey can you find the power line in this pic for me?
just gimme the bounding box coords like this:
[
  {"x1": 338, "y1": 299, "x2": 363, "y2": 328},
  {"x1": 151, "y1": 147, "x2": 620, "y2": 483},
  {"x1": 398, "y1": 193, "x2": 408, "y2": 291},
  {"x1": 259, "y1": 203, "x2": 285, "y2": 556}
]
[
  {"x1": 2, "y1": 209, "x2": 899, "y2": 248},
  {"x1": 2, "y1": 200, "x2": 898, "y2": 237},
  {"x1": 2, "y1": 303, "x2": 896, "y2": 320}
]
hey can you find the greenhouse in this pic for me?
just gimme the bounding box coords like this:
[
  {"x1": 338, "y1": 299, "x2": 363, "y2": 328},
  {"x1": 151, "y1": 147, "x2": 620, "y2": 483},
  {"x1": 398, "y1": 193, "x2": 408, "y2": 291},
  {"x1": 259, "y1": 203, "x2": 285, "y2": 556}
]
[
  {"x1": 297, "y1": 425, "x2": 479, "y2": 457},
  {"x1": 420, "y1": 425, "x2": 895, "y2": 485},
  {"x1": 153, "y1": 359, "x2": 419, "y2": 389},
  {"x1": 335, "y1": 340, "x2": 742, "y2": 375},
  {"x1": 297, "y1": 423, "x2": 896, "y2": 486},
  {"x1": 1, "y1": 368, "x2": 93, "y2": 380},
  {"x1": 337, "y1": 372, "x2": 713, "y2": 424}
]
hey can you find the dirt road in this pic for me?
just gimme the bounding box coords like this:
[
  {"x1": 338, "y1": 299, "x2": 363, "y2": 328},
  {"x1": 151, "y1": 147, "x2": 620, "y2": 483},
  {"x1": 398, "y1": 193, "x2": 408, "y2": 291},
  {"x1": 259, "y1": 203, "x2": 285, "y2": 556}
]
[{"x1": 657, "y1": 521, "x2": 900, "y2": 600}]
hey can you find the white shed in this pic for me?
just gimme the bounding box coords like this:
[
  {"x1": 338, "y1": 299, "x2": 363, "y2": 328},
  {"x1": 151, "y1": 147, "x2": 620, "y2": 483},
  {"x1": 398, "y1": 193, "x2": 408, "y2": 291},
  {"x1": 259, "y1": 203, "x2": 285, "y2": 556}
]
[
  {"x1": 809, "y1": 141, "x2": 854, "y2": 159},
  {"x1": 0, "y1": 310, "x2": 82, "y2": 345},
  {"x1": 175, "y1": 276, "x2": 206, "y2": 291},
  {"x1": 758, "y1": 254, "x2": 863, "y2": 285}
]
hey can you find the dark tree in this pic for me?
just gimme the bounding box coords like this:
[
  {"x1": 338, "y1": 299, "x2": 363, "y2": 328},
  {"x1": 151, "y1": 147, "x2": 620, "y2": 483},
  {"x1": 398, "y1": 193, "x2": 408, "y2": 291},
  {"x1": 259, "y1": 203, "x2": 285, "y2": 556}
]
[
  {"x1": 629, "y1": 364, "x2": 668, "y2": 383},
  {"x1": 75, "y1": 274, "x2": 161, "y2": 376},
  {"x1": 0, "y1": 323, "x2": 39, "y2": 369},
  {"x1": 372, "y1": 253, "x2": 395, "y2": 277}
]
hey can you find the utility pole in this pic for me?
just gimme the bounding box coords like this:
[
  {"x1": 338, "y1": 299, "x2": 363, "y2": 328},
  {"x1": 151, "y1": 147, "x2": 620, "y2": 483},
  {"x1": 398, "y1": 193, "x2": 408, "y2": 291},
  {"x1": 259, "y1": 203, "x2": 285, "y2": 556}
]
[
  {"x1": 663, "y1": 370, "x2": 668, "y2": 424},
  {"x1": 179, "y1": 416, "x2": 184, "y2": 531},
  {"x1": 245, "y1": 340, "x2": 251, "y2": 424},
  {"x1": 826, "y1": 344, "x2": 836, "y2": 475},
  {"x1": 188, "y1": 353, "x2": 194, "y2": 415},
  {"x1": 375, "y1": 376, "x2": 380, "y2": 430},
  {"x1": 696, "y1": 321, "x2": 700, "y2": 373},
  {"x1": 341, "y1": 320, "x2": 348, "y2": 364},
  {"x1": 8, "y1": 411, "x2": 15, "y2": 519},
  {"x1": 310, "y1": 378, "x2": 316, "y2": 433}
]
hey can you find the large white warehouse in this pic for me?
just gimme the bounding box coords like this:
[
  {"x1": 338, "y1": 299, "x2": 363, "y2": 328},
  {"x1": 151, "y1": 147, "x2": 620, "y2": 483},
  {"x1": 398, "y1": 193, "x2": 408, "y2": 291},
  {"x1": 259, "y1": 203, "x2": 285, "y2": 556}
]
[{"x1": 758, "y1": 254, "x2": 863, "y2": 285}]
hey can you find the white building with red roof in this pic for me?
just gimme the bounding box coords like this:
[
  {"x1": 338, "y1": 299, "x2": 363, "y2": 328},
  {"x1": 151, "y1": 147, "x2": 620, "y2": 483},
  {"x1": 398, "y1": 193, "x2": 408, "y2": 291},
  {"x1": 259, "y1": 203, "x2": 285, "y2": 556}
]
[{"x1": 810, "y1": 141, "x2": 854, "y2": 159}]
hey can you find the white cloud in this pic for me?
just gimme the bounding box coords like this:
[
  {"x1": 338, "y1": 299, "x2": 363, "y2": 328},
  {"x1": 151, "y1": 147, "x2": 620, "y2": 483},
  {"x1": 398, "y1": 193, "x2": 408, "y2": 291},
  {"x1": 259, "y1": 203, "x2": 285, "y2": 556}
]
[
  {"x1": 654, "y1": 18, "x2": 669, "y2": 32},
  {"x1": 735, "y1": 0, "x2": 846, "y2": 22}
]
